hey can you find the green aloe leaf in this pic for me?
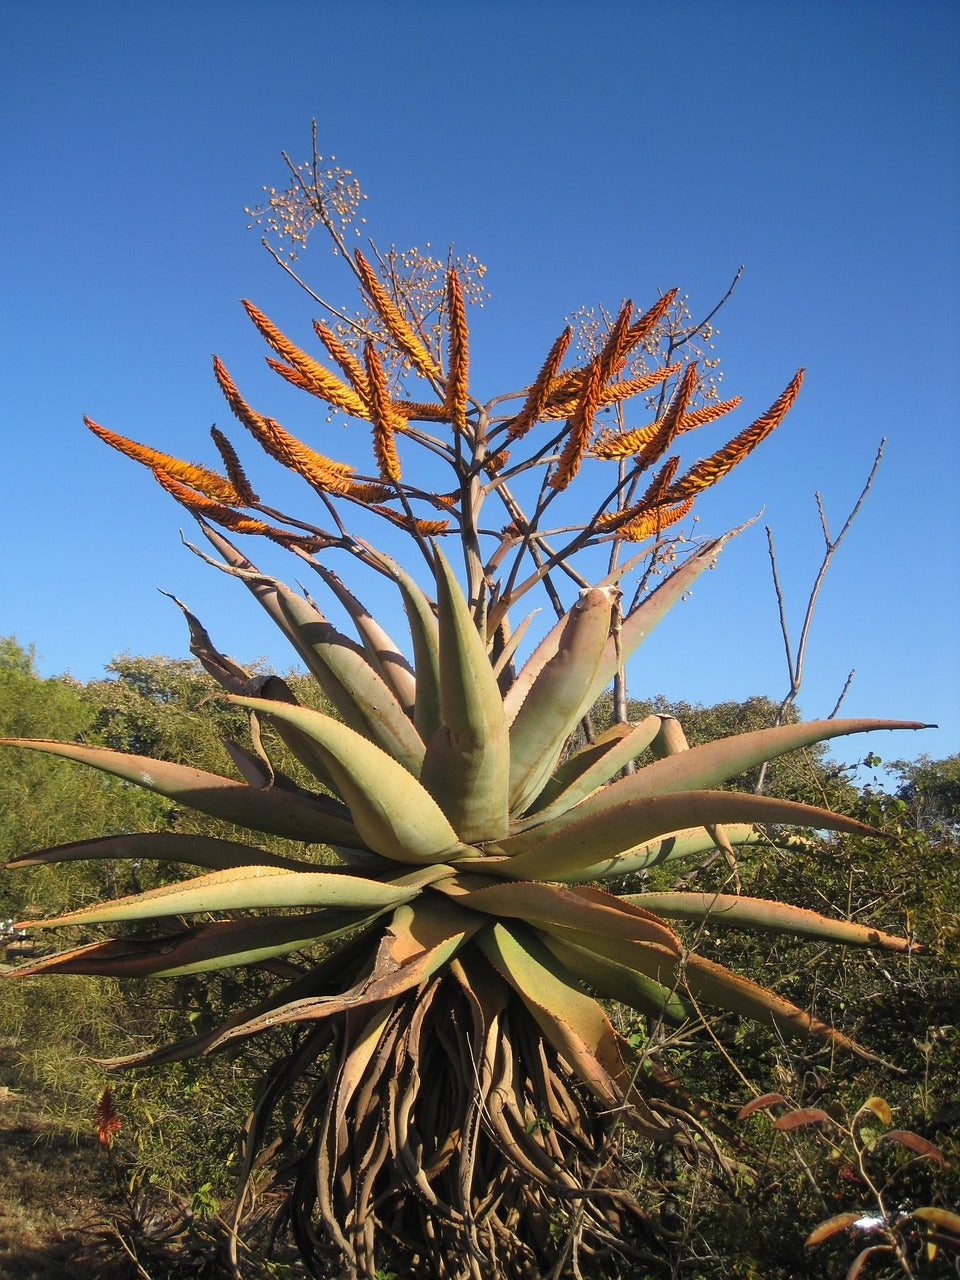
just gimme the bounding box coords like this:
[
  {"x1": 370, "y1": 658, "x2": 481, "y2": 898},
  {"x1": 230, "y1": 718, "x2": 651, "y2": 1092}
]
[
  {"x1": 475, "y1": 920, "x2": 630, "y2": 1107},
  {"x1": 18, "y1": 865, "x2": 435, "y2": 928},
  {"x1": 555, "y1": 824, "x2": 761, "y2": 882},
  {"x1": 681, "y1": 952, "x2": 872, "y2": 1056},
  {"x1": 621, "y1": 717, "x2": 932, "y2": 799},
  {"x1": 514, "y1": 715, "x2": 662, "y2": 829},
  {"x1": 0, "y1": 738, "x2": 362, "y2": 848},
  {"x1": 274, "y1": 588, "x2": 426, "y2": 776},
  {"x1": 195, "y1": 523, "x2": 425, "y2": 772},
  {"x1": 537, "y1": 931, "x2": 691, "y2": 1023},
  {"x1": 508, "y1": 586, "x2": 617, "y2": 815},
  {"x1": 306, "y1": 562, "x2": 418, "y2": 713},
  {"x1": 7, "y1": 909, "x2": 380, "y2": 977},
  {"x1": 419, "y1": 549, "x2": 510, "y2": 842},
  {"x1": 476, "y1": 920, "x2": 674, "y2": 1138},
  {"x1": 457, "y1": 880, "x2": 682, "y2": 952},
  {"x1": 494, "y1": 790, "x2": 876, "y2": 881},
  {"x1": 388, "y1": 557, "x2": 443, "y2": 742},
  {"x1": 4, "y1": 831, "x2": 319, "y2": 873},
  {"x1": 203, "y1": 896, "x2": 483, "y2": 1046},
  {"x1": 224, "y1": 696, "x2": 472, "y2": 863},
  {"x1": 622, "y1": 892, "x2": 916, "y2": 951}
]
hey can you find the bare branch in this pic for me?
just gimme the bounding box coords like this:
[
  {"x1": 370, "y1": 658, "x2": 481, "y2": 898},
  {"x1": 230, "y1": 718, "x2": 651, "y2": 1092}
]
[{"x1": 755, "y1": 439, "x2": 885, "y2": 793}]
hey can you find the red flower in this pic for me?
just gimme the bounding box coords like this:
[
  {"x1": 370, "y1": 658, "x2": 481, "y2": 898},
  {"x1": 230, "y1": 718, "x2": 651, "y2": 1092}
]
[{"x1": 96, "y1": 1086, "x2": 122, "y2": 1148}]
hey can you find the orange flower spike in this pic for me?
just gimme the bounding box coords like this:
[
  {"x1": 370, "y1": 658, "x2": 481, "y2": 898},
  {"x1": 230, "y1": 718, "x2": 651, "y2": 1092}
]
[
  {"x1": 676, "y1": 395, "x2": 743, "y2": 433},
  {"x1": 393, "y1": 399, "x2": 452, "y2": 423},
  {"x1": 312, "y1": 319, "x2": 371, "y2": 400},
  {"x1": 210, "y1": 426, "x2": 259, "y2": 505},
  {"x1": 241, "y1": 300, "x2": 369, "y2": 419},
  {"x1": 640, "y1": 455, "x2": 681, "y2": 508},
  {"x1": 665, "y1": 369, "x2": 805, "y2": 502},
  {"x1": 591, "y1": 420, "x2": 661, "y2": 460},
  {"x1": 445, "y1": 267, "x2": 470, "y2": 433},
  {"x1": 363, "y1": 339, "x2": 403, "y2": 483},
  {"x1": 595, "y1": 363, "x2": 679, "y2": 409},
  {"x1": 213, "y1": 357, "x2": 354, "y2": 494},
  {"x1": 84, "y1": 417, "x2": 242, "y2": 506},
  {"x1": 636, "y1": 361, "x2": 699, "y2": 470},
  {"x1": 549, "y1": 356, "x2": 605, "y2": 491},
  {"x1": 597, "y1": 300, "x2": 634, "y2": 381},
  {"x1": 618, "y1": 496, "x2": 695, "y2": 541},
  {"x1": 595, "y1": 457, "x2": 680, "y2": 531},
  {"x1": 353, "y1": 249, "x2": 443, "y2": 382},
  {"x1": 506, "y1": 326, "x2": 572, "y2": 442},
  {"x1": 152, "y1": 469, "x2": 316, "y2": 543},
  {"x1": 620, "y1": 288, "x2": 678, "y2": 357}
]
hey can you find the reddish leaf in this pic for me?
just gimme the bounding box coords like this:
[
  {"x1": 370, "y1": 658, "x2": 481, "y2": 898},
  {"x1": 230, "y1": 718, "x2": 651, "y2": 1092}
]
[
  {"x1": 805, "y1": 1212, "x2": 863, "y2": 1246},
  {"x1": 737, "y1": 1092, "x2": 788, "y2": 1120},
  {"x1": 878, "y1": 1130, "x2": 947, "y2": 1165},
  {"x1": 773, "y1": 1108, "x2": 832, "y2": 1131},
  {"x1": 847, "y1": 1244, "x2": 893, "y2": 1280},
  {"x1": 910, "y1": 1206, "x2": 960, "y2": 1233}
]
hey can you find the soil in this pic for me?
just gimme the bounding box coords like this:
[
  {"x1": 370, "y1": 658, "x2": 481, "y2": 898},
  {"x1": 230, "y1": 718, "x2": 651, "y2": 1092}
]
[{"x1": 0, "y1": 1085, "x2": 135, "y2": 1279}]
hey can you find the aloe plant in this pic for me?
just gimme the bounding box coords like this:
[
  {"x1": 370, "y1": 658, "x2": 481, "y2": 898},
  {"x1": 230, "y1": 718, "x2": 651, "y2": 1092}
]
[{"x1": 2, "y1": 207, "x2": 930, "y2": 1278}]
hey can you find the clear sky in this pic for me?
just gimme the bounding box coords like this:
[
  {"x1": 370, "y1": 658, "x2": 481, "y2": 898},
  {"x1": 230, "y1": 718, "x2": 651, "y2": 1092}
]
[{"x1": 2, "y1": 0, "x2": 958, "y2": 770}]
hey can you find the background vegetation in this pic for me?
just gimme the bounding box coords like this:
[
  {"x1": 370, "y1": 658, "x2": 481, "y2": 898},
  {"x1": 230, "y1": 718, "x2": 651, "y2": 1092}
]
[{"x1": 2, "y1": 635, "x2": 956, "y2": 1278}]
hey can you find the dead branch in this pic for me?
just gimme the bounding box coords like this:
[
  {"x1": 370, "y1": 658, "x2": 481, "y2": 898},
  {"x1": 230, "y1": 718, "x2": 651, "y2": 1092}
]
[{"x1": 755, "y1": 438, "x2": 885, "y2": 794}]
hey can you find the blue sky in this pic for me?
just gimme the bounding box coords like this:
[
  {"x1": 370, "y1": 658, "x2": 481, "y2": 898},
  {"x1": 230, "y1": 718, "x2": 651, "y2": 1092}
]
[{"x1": 2, "y1": 0, "x2": 958, "y2": 769}]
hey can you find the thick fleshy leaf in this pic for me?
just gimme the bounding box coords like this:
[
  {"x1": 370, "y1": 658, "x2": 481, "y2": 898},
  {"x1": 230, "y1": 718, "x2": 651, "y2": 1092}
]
[
  {"x1": 223, "y1": 697, "x2": 471, "y2": 863},
  {"x1": 555, "y1": 824, "x2": 761, "y2": 882},
  {"x1": 476, "y1": 920, "x2": 624, "y2": 1105},
  {"x1": 239, "y1": 674, "x2": 342, "y2": 792},
  {"x1": 622, "y1": 892, "x2": 917, "y2": 951},
  {"x1": 668, "y1": 950, "x2": 871, "y2": 1056},
  {"x1": 419, "y1": 550, "x2": 510, "y2": 842},
  {"x1": 476, "y1": 920, "x2": 673, "y2": 1137},
  {"x1": 274, "y1": 588, "x2": 426, "y2": 775},
  {"x1": 196, "y1": 524, "x2": 424, "y2": 771},
  {"x1": 4, "y1": 831, "x2": 319, "y2": 873},
  {"x1": 537, "y1": 931, "x2": 691, "y2": 1023},
  {"x1": 0, "y1": 738, "x2": 362, "y2": 848},
  {"x1": 493, "y1": 789, "x2": 877, "y2": 881},
  {"x1": 514, "y1": 715, "x2": 663, "y2": 829},
  {"x1": 101, "y1": 939, "x2": 372, "y2": 1066},
  {"x1": 457, "y1": 880, "x2": 682, "y2": 953},
  {"x1": 7, "y1": 909, "x2": 381, "y2": 977},
  {"x1": 200, "y1": 896, "x2": 483, "y2": 1045},
  {"x1": 388, "y1": 558, "x2": 442, "y2": 742},
  {"x1": 508, "y1": 586, "x2": 617, "y2": 815},
  {"x1": 18, "y1": 864, "x2": 443, "y2": 928},
  {"x1": 306, "y1": 562, "x2": 417, "y2": 712},
  {"x1": 499, "y1": 544, "x2": 655, "y2": 722},
  {"x1": 592, "y1": 527, "x2": 748, "y2": 694},
  {"x1": 618, "y1": 717, "x2": 932, "y2": 799}
]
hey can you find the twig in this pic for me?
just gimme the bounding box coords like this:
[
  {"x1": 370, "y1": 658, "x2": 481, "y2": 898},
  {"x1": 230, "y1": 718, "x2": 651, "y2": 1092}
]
[{"x1": 755, "y1": 439, "x2": 885, "y2": 794}]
